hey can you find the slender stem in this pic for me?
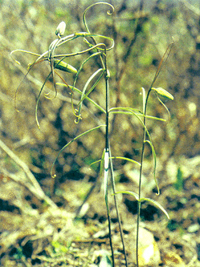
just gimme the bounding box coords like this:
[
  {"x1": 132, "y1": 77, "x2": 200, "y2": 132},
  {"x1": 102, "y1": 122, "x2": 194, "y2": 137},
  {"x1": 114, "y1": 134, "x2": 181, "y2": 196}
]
[
  {"x1": 109, "y1": 147, "x2": 128, "y2": 267},
  {"x1": 105, "y1": 186, "x2": 115, "y2": 267},
  {"x1": 136, "y1": 87, "x2": 150, "y2": 267},
  {"x1": 136, "y1": 201, "x2": 141, "y2": 266},
  {"x1": 104, "y1": 53, "x2": 116, "y2": 266},
  {"x1": 136, "y1": 139, "x2": 145, "y2": 266},
  {"x1": 135, "y1": 41, "x2": 173, "y2": 266},
  {"x1": 105, "y1": 81, "x2": 109, "y2": 151},
  {"x1": 104, "y1": 50, "x2": 128, "y2": 266},
  {"x1": 0, "y1": 139, "x2": 57, "y2": 209}
]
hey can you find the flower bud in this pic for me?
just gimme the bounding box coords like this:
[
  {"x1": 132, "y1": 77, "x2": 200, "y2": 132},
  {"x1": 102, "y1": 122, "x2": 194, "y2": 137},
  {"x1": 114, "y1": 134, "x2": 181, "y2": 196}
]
[
  {"x1": 55, "y1": 21, "x2": 66, "y2": 37},
  {"x1": 53, "y1": 59, "x2": 77, "y2": 74},
  {"x1": 152, "y1": 87, "x2": 174, "y2": 100}
]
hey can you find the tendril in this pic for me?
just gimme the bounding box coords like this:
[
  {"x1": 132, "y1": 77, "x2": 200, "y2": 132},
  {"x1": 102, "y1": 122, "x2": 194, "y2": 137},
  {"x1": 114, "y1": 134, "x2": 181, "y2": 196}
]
[{"x1": 83, "y1": 2, "x2": 114, "y2": 34}]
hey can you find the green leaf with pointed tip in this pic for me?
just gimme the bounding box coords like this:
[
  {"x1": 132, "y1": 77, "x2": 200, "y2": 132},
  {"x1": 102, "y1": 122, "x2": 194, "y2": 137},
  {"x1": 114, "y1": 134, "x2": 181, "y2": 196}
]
[
  {"x1": 76, "y1": 68, "x2": 104, "y2": 121},
  {"x1": 140, "y1": 197, "x2": 170, "y2": 219},
  {"x1": 145, "y1": 140, "x2": 159, "y2": 195},
  {"x1": 115, "y1": 191, "x2": 139, "y2": 201},
  {"x1": 109, "y1": 107, "x2": 166, "y2": 122},
  {"x1": 35, "y1": 71, "x2": 52, "y2": 129},
  {"x1": 115, "y1": 191, "x2": 169, "y2": 219},
  {"x1": 72, "y1": 52, "x2": 102, "y2": 96},
  {"x1": 111, "y1": 156, "x2": 141, "y2": 166},
  {"x1": 109, "y1": 107, "x2": 155, "y2": 145},
  {"x1": 157, "y1": 96, "x2": 171, "y2": 120},
  {"x1": 90, "y1": 156, "x2": 141, "y2": 167},
  {"x1": 152, "y1": 87, "x2": 174, "y2": 100}
]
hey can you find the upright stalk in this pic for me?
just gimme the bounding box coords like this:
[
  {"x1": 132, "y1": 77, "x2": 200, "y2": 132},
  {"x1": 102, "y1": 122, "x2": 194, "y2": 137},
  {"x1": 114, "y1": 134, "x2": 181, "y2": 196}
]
[
  {"x1": 136, "y1": 87, "x2": 151, "y2": 266},
  {"x1": 109, "y1": 147, "x2": 128, "y2": 267},
  {"x1": 135, "y1": 41, "x2": 173, "y2": 266},
  {"x1": 103, "y1": 54, "x2": 115, "y2": 266},
  {"x1": 104, "y1": 50, "x2": 128, "y2": 267}
]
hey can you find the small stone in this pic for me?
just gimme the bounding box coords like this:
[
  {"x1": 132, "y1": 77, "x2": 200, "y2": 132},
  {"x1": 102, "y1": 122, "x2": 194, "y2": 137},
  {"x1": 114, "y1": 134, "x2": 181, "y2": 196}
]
[{"x1": 188, "y1": 224, "x2": 200, "y2": 233}]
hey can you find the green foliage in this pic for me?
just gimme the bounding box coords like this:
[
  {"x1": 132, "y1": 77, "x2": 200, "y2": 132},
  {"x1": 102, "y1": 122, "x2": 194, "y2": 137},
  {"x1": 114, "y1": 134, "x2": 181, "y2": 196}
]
[
  {"x1": 167, "y1": 220, "x2": 185, "y2": 234},
  {"x1": 10, "y1": 1, "x2": 175, "y2": 267},
  {"x1": 51, "y1": 240, "x2": 69, "y2": 254},
  {"x1": 13, "y1": 246, "x2": 24, "y2": 260}
]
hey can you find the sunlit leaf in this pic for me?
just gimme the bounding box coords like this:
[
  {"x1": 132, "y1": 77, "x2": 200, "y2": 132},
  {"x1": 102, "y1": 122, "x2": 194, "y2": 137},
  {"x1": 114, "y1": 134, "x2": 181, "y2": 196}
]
[
  {"x1": 115, "y1": 190, "x2": 139, "y2": 201},
  {"x1": 115, "y1": 192, "x2": 169, "y2": 219},
  {"x1": 140, "y1": 197, "x2": 170, "y2": 219},
  {"x1": 152, "y1": 87, "x2": 174, "y2": 100},
  {"x1": 109, "y1": 107, "x2": 166, "y2": 121},
  {"x1": 90, "y1": 156, "x2": 140, "y2": 167}
]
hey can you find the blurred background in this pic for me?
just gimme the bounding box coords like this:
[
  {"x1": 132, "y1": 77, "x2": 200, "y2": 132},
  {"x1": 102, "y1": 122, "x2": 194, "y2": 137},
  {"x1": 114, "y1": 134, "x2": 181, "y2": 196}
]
[
  {"x1": 0, "y1": 0, "x2": 200, "y2": 266},
  {"x1": 1, "y1": 0, "x2": 199, "y2": 183}
]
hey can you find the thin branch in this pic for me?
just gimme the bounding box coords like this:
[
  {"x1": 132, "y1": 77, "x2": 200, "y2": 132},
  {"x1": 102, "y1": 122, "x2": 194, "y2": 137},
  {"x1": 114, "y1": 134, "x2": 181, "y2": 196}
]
[{"x1": 0, "y1": 139, "x2": 57, "y2": 209}]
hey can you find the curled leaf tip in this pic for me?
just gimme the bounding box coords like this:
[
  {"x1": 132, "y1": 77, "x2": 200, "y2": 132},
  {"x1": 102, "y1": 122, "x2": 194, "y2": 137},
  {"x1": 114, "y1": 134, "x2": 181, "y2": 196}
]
[
  {"x1": 10, "y1": 51, "x2": 21, "y2": 65},
  {"x1": 36, "y1": 116, "x2": 41, "y2": 130},
  {"x1": 74, "y1": 116, "x2": 82, "y2": 124},
  {"x1": 156, "y1": 189, "x2": 160, "y2": 196}
]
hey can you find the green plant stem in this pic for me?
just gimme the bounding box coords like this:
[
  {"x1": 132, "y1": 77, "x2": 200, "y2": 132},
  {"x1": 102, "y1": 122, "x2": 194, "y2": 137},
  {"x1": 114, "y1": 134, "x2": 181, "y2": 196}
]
[
  {"x1": 135, "y1": 41, "x2": 174, "y2": 266},
  {"x1": 109, "y1": 148, "x2": 128, "y2": 267},
  {"x1": 82, "y1": 8, "x2": 116, "y2": 262},
  {"x1": 104, "y1": 52, "x2": 128, "y2": 267},
  {"x1": 104, "y1": 53, "x2": 115, "y2": 266},
  {"x1": 136, "y1": 135, "x2": 145, "y2": 266},
  {"x1": 136, "y1": 86, "x2": 151, "y2": 267}
]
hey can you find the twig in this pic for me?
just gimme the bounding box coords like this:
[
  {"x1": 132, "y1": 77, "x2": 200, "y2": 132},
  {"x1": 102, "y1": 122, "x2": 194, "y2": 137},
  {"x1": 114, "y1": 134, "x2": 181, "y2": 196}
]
[{"x1": 0, "y1": 138, "x2": 57, "y2": 208}]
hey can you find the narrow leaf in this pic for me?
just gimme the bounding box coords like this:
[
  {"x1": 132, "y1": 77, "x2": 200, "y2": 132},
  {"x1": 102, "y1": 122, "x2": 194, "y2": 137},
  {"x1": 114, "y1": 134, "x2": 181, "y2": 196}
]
[
  {"x1": 90, "y1": 156, "x2": 140, "y2": 167},
  {"x1": 157, "y1": 96, "x2": 171, "y2": 120},
  {"x1": 76, "y1": 68, "x2": 104, "y2": 121},
  {"x1": 140, "y1": 197, "x2": 170, "y2": 219},
  {"x1": 110, "y1": 156, "x2": 140, "y2": 166},
  {"x1": 35, "y1": 71, "x2": 52, "y2": 128},
  {"x1": 50, "y1": 125, "x2": 106, "y2": 178},
  {"x1": 57, "y1": 82, "x2": 106, "y2": 114},
  {"x1": 109, "y1": 108, "x2": 166, "y2": 122},
  {"x1": 144, "y1": 140, "x2": 159, "y2": 195},
  {"x1": 115, "y1": 191, "x2": 139, "y2": 201}
]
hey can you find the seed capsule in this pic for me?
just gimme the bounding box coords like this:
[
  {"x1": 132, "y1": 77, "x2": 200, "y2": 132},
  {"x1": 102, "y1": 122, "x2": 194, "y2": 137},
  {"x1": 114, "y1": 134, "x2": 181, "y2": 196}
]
[
  {"x1": 152, "y1": 87, "x2": 174, "y2": 100},
  {"x1": 53, "y1": 59, "x2": 77, "y2": 74},
  {"x1": 55, "y1": 21, "x2": 66, "y2": 37}
]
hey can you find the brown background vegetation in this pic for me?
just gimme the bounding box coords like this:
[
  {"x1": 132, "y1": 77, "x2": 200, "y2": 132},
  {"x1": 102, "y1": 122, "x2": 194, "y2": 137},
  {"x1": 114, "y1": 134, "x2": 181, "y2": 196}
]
[{"x1": 0, "y1": 0, "x2": 200, "y2": 266}]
